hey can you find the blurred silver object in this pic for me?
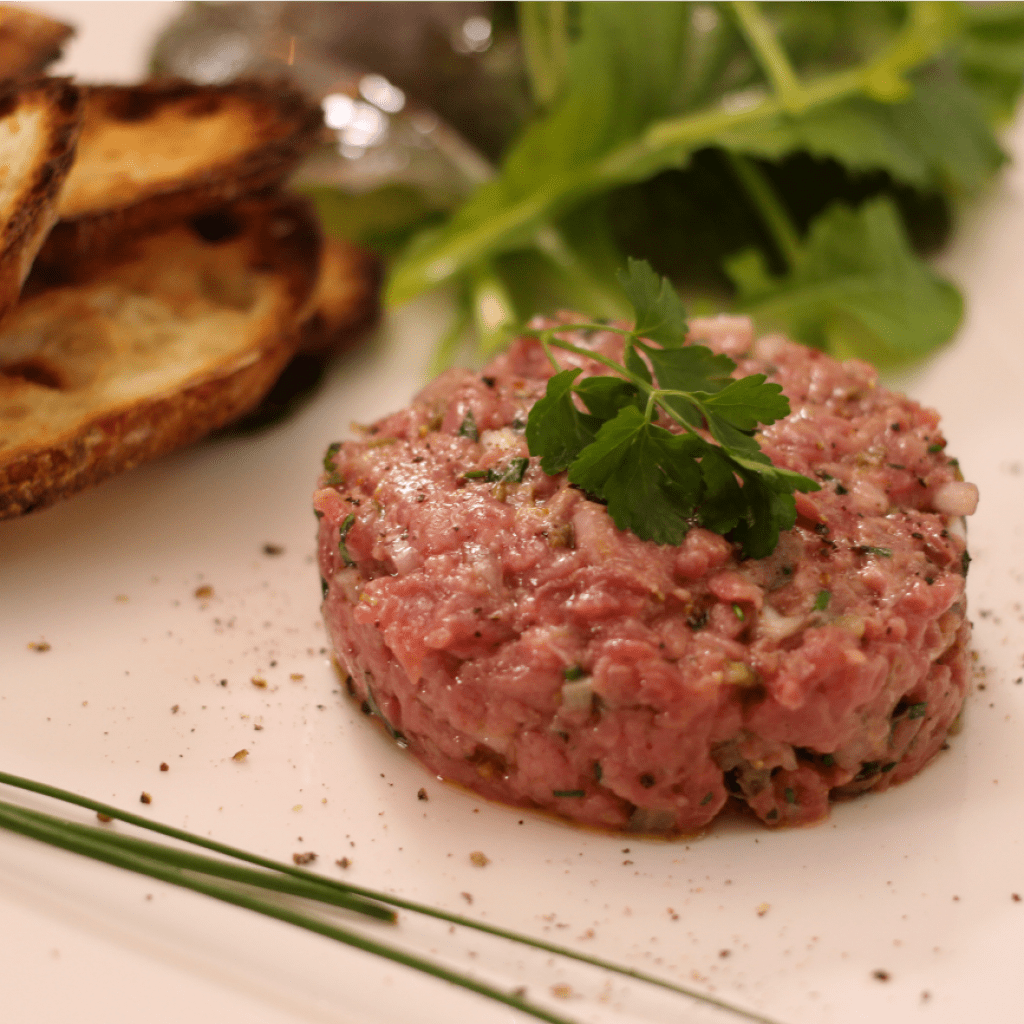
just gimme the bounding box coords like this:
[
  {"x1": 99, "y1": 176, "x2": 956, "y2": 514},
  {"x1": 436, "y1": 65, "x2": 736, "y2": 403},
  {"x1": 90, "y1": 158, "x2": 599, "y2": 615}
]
[{"x1": 151, "y1": 2, "x2": 529, "y2": 204}]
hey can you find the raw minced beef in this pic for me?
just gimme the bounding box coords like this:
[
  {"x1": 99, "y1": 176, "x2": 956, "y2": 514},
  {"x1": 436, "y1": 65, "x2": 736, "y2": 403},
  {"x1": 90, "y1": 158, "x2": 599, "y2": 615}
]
[{"x1": 314, "y1": 316, "x2": 976, "y2": 833}]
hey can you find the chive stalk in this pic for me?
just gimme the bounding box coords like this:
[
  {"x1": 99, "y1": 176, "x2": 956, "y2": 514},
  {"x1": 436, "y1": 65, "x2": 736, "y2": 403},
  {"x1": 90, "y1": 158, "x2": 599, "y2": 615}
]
[{"x1": 0, "y1": 770, "x2": 784, "y2": 1024}]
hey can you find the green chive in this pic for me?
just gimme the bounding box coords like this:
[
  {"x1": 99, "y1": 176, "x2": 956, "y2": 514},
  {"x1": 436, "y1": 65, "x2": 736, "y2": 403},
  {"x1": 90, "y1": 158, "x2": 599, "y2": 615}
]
[
  {"x1": 784, "y1": 787, "x2": 797, "y2": 805},
  {"x1": 732, "y1": 603, "x2": 745, "y2": 621},
  {"x1": 593, "y1": 762, "x2": 603, "y2": 782},
  {"x1": 928, "y1": 442, "x2": 944, "y2": 453},
  {"x1": 320, "y1": 576, "x2": 329, "y2": 598},
  {"x1": 0, "y1": 771, "x2": 785, "y2": 1024},
  {"x1": 820, "y1": 753, "x2": 836, "y2": 767},
  {"x1": 461, "y1": 468, "x2": 495, "y2": 480},
  {"x1": 700, "y1": 791, "x2": 714, "y2": 806},
  {"x1": 323, "y1": 442, "x2": 341, "y2": 472},
  {"x1": 552, "y1": 789, "x2": 586, "y2": 798},
  {"x1": 563, "y1": 664, "x2": 586, "y2": 681},
  {"x1": 813, "y1": 590, "x2": 830, "y2": 611},
  {"x1": 907, "y1": 702, "x2": 928, "y2": 719},
  {"x1": 865, "y1": 546, "x2": 892, "y2": 558},
  {"x1": 500, "y1": 457, "x2": 529, "y2": 484},
  {"x1": 457, "y1": 409, "x2": 479, "y2": 442},
  {"x1": 338, "y1": 514, "x2": 356, "y2": 567}
]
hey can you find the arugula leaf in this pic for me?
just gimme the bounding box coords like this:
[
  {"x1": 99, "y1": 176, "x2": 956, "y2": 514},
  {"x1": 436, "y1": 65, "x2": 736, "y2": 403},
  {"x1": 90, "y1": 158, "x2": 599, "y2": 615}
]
[
  {"x1": 957, "y1": 3, "x2": 1024, "y2": 124},
  {"x1": 717, "y1": 69, "x2": 1004, "y2": 195},
  {"x1": 726, "y1": 196, "x2": 963, "y2": 365}
]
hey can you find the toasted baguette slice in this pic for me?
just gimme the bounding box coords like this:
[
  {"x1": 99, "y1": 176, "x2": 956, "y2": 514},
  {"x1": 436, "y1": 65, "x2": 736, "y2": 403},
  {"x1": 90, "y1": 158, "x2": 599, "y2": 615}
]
[
  {"x1": 0, "y1": 77, "x2": 81, "y2": 323},
  {"x1": 0, "y1": 192, "x2": 321, "y2": 518},
  {"x1": 299, "y1": 235, "x2": 381, "y2": 354},
  {"x1": 0, "y1": 5, "x2": 73, "y2": 76},
  {"x1": 227, "y1": 236, "x2": 382, "y2": 432},
  {"x1": 38, "y1": 79, "x2": 322, "y2": 263}
]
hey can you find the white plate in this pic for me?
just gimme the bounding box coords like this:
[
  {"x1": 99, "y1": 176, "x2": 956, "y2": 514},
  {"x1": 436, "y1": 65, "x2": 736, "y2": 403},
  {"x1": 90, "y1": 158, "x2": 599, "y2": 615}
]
[{"x1": 3, "y1": 6, "x2": 1024, "y2": 1023}]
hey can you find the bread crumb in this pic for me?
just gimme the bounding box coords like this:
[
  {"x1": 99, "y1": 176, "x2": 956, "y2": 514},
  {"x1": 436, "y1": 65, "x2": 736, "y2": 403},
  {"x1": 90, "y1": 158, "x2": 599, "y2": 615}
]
[
  {"x1": 140, "y1": 792, "x2": 152, "y2": 805},
  {"x1": 232, "y1": 749, "x2": 249, "y2": 761},
  {"x1": 469, "y1": 851, "x2": 490, "y2": 867},
  {"x1": 336, "y1": 857, "x2": 351, "y2": 869},
  {"x1": 27, "y1": 640, "x2": 51, "y2": 652},
  {"x1": 251, "y1": 677, "x2": 267, "y2": 689},
  {"x1": 194, "y1": 585, "x2": 213, "y2": 599},
  {"x1": 292, "y1": 852, "x2": 317, "y2": 865},
  {"x1": 756, "y1": 902, "x2": 770, "y2": 917}
]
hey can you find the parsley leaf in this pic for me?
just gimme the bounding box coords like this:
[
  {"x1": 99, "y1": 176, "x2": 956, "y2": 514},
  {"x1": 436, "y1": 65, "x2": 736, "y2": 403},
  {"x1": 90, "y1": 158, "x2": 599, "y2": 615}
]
[
  {"x1": 524, "y1": 259, "x2": 819, "y2": 557},
  {"x1": 616, "y1": 257, "x2": 689, "y2": 348},
  {"x1": 524, "y1": 368, "x2": 601, "y2": 474},
  {"x1": 568, "y1": 407, "x2": 702, "y2": 546}
]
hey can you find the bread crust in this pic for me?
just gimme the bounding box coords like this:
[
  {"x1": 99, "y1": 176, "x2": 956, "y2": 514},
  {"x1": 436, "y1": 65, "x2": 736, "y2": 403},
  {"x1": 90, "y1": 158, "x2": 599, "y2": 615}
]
[
  {"x1": 0, "y1": 77, "x2": 81, "y2": 323},
  {"x1": 299, "y1": 236, "x2": 382, "y2": 355},
  {"x1": 37, "y1": 79, "x2": 323, "y2": 265},
  {"x1": 0, "y1": 192, "x2": 322, "y2": 518},
  {"x1": 0, "y1": 5, "x2": 74, "y2": 76}
]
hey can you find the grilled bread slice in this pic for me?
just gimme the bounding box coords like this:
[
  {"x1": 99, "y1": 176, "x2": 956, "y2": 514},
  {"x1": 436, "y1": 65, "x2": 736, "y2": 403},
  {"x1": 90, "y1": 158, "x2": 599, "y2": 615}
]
[
  {"x1": 38, "y1": 78, "x2": 323, "y2": 262},
  {"x1": 299, "y1": 235, "x2": 381, "y2": 354},
  {"x1": 0, "y1": 5, "x2": 73, "y2": 76},
  {"x1": 0, "y1": 192, "x2": 321, "y2": 518},
  {"x1": 0, "y1": 77, "x2": 81, "y2": 323}
]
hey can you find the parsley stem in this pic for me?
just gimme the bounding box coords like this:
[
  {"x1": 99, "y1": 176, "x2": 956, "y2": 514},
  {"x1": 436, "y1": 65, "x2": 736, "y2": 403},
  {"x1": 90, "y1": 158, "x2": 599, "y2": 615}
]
[
  {"x1": 730, "y1": 2, "x2": 806, "y2": 112},
  {"x1": 724, "y1": 152, "x2": 803, "y2": 271}
]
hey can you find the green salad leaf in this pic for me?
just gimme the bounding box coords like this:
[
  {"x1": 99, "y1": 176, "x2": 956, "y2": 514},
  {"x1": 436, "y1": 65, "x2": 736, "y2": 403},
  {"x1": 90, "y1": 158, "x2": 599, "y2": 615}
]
[
  {"x1": 727, "y1": 195, "x2": 963, "y2": 365},
  {"x1": 374, "y1": 2, "x2": 1024, "y2": 370}
]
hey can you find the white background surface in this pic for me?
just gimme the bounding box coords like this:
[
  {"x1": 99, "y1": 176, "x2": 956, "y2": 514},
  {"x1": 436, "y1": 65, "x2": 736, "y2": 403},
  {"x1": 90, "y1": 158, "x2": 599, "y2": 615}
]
[{"x1": 2, "y1": 4, "x2": 1024, "y2": 1023}]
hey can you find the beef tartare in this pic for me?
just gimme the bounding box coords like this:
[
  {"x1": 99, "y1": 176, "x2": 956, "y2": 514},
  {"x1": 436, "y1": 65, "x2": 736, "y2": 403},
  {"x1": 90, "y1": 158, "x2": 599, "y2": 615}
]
[{"x1": 314, "y1": 316, "x2": 976, "y2": 832}]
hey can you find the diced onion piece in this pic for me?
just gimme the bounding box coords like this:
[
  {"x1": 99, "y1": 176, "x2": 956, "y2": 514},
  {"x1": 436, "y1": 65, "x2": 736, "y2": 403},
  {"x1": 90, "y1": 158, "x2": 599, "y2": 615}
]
[
  {"x1": 758, "y1": 605, "x2": 804, "y2": 642},
  {"x1": 946, "y1": 516, "x2": 967, "y2": 542},
  {"x1": 724, "y1": 661, "x2": 756, "y2": 686},
  {"x1": 833, "y1": 614, "x2": 866, "y2": 638},
  {"x1": 629, "y1": 807, "x2": 676, "y2": 833},
  {"x1": 933, "y1": 481, "x2": 979, "y2": 517},
  {"x1": 560, "y1": 678, "x2": 594, "y2": 711}
]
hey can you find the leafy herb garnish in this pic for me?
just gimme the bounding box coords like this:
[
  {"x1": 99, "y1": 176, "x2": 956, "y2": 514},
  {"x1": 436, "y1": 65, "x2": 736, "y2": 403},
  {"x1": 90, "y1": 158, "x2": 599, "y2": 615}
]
[
  {"x1": 373, "y1": 2, "x2": 1024, "y2": 369},
  {"x1": 524, "y1": 259, "x2": 818, "y2": 558},
  {"x1": 0, "y1": 770, "x2": 783, "y2": 1024}
]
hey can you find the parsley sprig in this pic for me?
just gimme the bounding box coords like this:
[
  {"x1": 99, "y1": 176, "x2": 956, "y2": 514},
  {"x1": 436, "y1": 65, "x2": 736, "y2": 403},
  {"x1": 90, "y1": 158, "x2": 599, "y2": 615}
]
[{"x1": 525, "y1": 260, "x2": 818, "y2": 558}]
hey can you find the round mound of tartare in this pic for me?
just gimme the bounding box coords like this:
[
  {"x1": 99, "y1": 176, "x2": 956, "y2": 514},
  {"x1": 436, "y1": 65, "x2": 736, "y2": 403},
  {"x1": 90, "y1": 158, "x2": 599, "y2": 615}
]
[{"x1": 314, "y1": 316, "x2": 976, "y2": 832}]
